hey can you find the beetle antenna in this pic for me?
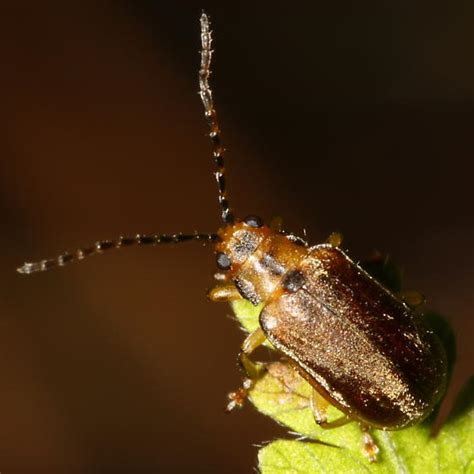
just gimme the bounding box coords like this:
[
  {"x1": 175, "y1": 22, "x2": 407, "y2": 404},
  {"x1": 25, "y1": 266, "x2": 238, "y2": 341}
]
[
  {"x1": 17, "y1": 232, "x2": 218, "y2": 274},
  {"x1": 199, "y1": 12, "x2": 234, "y2": 224}
]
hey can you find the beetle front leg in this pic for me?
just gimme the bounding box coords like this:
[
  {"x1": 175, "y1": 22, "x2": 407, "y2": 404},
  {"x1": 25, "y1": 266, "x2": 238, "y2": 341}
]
[
  {"x1": 310, "y1": 389, "x2": 352, "y2": 428},
  {"x1": 239, "y1": 327, "x2": 267, "y2": 378},
  {"x1": 226, "y1": 327, "x2": 267, "y2": 412},
  {"x1": 208, "y1": 284, "x2": 242, "y2": 302}
]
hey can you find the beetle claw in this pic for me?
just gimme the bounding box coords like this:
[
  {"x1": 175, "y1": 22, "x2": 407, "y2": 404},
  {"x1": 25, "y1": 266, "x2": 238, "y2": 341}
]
[
  {"x1": 315, "y1": 417, "x2": 328, "y2": 426},
  {"x1": 225, "y1": 388, "x2": 247, "y2": 412},
  {"x1": 225, "y1": 378, "x2": 252, "y2": 412},
  {"x1": 362, "y1": 431, "x2": 379, "y2": 463}
]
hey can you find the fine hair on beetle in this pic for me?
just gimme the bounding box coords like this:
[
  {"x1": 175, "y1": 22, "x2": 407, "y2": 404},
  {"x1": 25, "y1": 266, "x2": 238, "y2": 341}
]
[{"x1": 18, "y1": 13, "x2": 448, "y2": 464}]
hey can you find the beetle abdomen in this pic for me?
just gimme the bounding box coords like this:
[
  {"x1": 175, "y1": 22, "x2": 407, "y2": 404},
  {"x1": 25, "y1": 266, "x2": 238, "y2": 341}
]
[{"x1": 260, "y1": 244, "x2": 447, "y2": 429}]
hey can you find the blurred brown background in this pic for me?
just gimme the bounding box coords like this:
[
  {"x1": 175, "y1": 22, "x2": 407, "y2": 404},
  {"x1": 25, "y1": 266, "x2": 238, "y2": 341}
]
[{"x1": 0, "y1": 2, "x2": 472, "y2": 473}]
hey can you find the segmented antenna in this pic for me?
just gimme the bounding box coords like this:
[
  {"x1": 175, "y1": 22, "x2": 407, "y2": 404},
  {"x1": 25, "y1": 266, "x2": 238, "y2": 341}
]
[
  {"x1": 17, "y1": 233, "x2": 218, "y2": 274},
  {"x1": 16, "y1": 14, "x2": 227, "y2": 275},
  {"x1": 199, "y1": 13, "x2": 234, "y2": 224}
]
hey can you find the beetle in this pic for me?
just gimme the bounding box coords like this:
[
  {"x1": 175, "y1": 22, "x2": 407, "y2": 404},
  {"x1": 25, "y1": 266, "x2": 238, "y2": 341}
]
[{"x1": 17, "y1": 13, "x2": 447, "y2": 462}]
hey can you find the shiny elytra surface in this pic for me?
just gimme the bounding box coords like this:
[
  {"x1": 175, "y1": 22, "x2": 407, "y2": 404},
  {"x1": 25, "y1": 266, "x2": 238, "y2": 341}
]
[{"x1": 259, "y1": 244, "x2": 447, "y2": 429}]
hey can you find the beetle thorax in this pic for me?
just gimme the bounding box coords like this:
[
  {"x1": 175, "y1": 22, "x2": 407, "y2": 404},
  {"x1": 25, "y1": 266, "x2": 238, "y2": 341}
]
[{"x1": 216, "y1": 223, "x2": 308, "y2": 305}]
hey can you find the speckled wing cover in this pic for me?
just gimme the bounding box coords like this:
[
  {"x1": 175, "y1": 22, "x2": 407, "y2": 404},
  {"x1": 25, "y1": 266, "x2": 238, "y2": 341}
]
[{"x1": 259, "y1": 244, "x2": 447, "y2": 429}]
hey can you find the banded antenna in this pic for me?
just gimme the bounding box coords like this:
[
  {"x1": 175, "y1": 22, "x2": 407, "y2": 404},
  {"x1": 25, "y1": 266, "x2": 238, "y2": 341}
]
[
  {"x1": 17, "y1": 233, "x2": 217, "y2": 274},
  {"x1": 199, "y1": 12, "x2": 234, "y2": 224},
  {"x1": 16, "y1": 13, "x2": 225, "y2": 274}
]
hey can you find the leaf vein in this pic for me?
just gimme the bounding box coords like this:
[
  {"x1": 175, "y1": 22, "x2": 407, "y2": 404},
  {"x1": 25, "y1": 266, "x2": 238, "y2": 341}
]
[{"x1": 381, "y1": 432, "x2": 409, "y2": 474}]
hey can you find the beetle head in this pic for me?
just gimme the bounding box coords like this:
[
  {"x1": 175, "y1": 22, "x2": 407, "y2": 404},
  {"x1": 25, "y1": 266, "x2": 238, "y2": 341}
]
[{"x1": 214, "y1": 216, "x2": 269, "y2": 276}]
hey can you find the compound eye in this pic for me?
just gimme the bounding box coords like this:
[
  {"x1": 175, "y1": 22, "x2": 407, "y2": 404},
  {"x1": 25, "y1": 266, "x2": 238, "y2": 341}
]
[
  {"x1": 216, "y1": 252, "x2": 232, "y2": 271},
  {"x1": 244, "y1": 215, "x2": 263, "y2": 228}
]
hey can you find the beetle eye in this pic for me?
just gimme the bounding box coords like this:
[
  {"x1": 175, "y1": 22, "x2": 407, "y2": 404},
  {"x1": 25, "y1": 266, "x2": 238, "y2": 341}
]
[
  {"x1": 244, "y1": 215, "x2": 263, "y2": 228},
  {"x1": 216, "y1": 252, "x2": 232, "y2": 271}
]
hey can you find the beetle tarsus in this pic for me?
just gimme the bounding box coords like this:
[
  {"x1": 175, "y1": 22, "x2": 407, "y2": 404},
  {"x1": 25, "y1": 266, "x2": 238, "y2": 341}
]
[
  {"x1": 361, "y1": 429, "x2": 379, "y2": 463},
  {"x1": 226, "y1": 328, "x2": 268, "y2": 412},
  {"x1": 225, "y1": 378, "x2": 252, "y2": 412}
]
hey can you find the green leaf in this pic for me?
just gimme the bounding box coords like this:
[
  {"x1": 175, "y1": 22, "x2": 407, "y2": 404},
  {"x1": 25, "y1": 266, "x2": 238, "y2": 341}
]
[
  {"x1": 231, "y1": 299, "x2": 264, "y2": 335},
  {"x1": 230, "y1": 299, "x2": 473, "y2": 474}
]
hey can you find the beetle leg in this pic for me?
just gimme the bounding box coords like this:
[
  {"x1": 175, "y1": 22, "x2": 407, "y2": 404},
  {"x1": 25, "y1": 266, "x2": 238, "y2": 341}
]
[
  {"x1": 226, "y1": 328, "x2": 267, "y2": 412},
  {"x1": 239, "y1": 327, "x2": 267, "y2": 378},
  {"x1": 208, "y1": 284, "x2": 242, "y2": 302},
  {"x1": 399, "y1": 289, "x2": 425, "y2": 308},
  {"x1": 327, "y1": 231, "x2": 343, "y2": 247},
  {"x1": 360, "y1": 424, "x2": 379, "y2": 463},
  {"x1": 310, "y1": 389, "x2": 329, "y2": 424},
  {"x1": 314, "y1": 414, "x2": 352, "y2": 429},
  {"x1": 310, "y1": 389, "x2": 352, "y2": 428},
  {"x1": 269, "y1": 216, "x2": 283, "y2": 232}
]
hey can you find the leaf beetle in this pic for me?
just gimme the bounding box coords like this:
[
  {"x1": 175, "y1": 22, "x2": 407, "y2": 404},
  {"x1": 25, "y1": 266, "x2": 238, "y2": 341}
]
[{"x1": 17, "y1": 12, "x2": 448, "y2": 462}]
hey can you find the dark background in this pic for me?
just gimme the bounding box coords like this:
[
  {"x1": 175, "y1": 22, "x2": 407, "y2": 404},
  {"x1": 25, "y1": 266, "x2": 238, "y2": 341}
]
[{"x1": 0, "y1": 2, "x2": 472, "y2": 473}]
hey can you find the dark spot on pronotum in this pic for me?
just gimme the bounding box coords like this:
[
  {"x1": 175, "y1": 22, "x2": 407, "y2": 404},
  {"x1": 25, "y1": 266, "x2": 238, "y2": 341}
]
[{"x1": 282, "y1": 270, "x2": 306, "y2": 293}]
